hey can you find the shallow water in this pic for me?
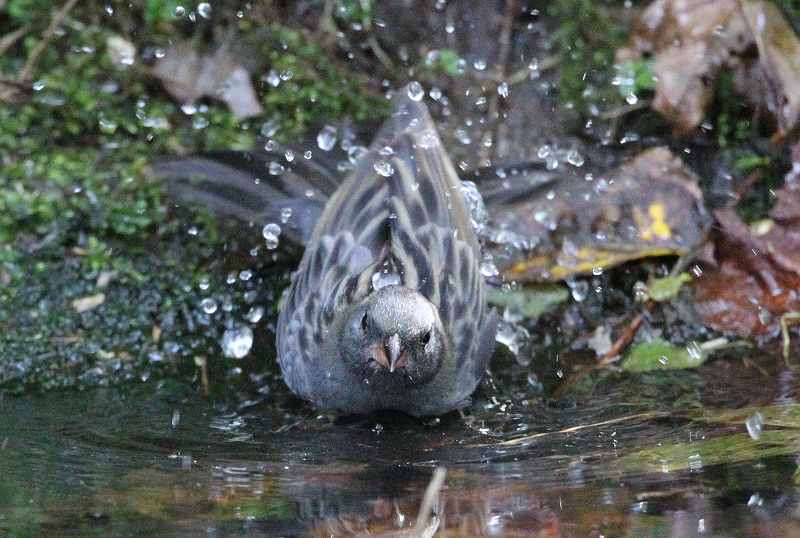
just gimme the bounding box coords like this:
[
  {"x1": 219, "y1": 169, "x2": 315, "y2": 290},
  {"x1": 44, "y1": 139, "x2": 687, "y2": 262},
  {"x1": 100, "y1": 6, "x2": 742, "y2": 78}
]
[{"x1": 2, "y1": 351, "x2": 800, "y2": 537}]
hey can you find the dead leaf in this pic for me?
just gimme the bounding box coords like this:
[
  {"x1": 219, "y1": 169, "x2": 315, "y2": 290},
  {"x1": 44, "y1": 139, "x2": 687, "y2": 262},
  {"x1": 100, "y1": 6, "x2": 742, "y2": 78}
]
[
  {"x1": 152, "y1": 42, "x2": 263, "y2": 119},
  {"x1": 72, "y1": 293, "x2": 106, "y2": 313},
  {"x1": 96, "y1": 270, "x2": 117, "y2": 288},
  {"x1": 770, "y1": 142, "x2": 800, "y2": 221},
  {"x1": 739, "y1": 1, "x2": 800, "y2": 136},
  {"x1": 694, "y1": 153, "x2": 800, "y2": 338},
  {"x1": 106, "y1": 35, "x2": 136, "y2": 68},
  {"x1": 493, "y1": 147, "x2": 710, "y2": 282},
  {"x1": 618, "y1": 0, "x2": 800, "y2": 136},
  {"x1": 587, "y1": 326, "x2": 613, "y2": 356}
]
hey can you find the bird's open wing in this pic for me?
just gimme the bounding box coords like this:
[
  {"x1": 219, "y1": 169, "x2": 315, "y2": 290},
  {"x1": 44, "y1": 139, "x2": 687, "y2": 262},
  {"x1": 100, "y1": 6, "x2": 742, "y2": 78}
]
[{"x1": 154, "y1": 141, "x2": 344, "y2": 244}]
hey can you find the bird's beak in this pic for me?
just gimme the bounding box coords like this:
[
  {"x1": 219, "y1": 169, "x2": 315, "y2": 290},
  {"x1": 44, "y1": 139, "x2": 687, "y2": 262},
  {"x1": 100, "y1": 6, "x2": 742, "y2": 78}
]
[
  {"x1": 386, "y1": 333, "x2": 401, "y2": 373},
  {"x1": 371, "y1": 333, "x2": 406, "y2": 372}
]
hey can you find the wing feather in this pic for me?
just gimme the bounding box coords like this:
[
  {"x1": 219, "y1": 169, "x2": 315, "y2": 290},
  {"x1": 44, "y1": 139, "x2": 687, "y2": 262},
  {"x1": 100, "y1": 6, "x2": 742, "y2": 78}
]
[{"x1": 278, "y1": 89, "x2": 496, "y2": 403}]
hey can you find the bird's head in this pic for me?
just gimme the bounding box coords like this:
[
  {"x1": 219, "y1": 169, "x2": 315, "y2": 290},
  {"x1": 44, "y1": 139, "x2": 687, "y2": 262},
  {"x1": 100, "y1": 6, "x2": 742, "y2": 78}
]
[{"x1": 340, "y1": 285, "x2": 445, "y2": 385}]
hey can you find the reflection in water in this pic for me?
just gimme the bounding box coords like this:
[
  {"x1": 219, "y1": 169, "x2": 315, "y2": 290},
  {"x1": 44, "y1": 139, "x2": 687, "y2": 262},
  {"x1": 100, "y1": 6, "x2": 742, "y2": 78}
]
[{"x1": 1, "y1": 354, "x2": 800, "y2": 536}]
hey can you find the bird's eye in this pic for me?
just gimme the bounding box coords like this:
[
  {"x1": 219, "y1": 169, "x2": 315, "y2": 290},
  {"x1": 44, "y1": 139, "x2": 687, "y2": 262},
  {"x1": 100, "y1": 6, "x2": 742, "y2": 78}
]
[
  {"x1": 361, "y1": 312, "x2": 369, "y2": 331},
  {"x1": 420, "y1": 330, "x2": 431, "y2": 344}
]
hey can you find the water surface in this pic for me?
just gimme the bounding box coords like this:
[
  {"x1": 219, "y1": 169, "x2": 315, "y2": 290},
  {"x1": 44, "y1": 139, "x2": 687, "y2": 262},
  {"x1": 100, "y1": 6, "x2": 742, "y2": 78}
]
[{"x1": 2, "y1": 351, "x2": 799, "y2": 537}]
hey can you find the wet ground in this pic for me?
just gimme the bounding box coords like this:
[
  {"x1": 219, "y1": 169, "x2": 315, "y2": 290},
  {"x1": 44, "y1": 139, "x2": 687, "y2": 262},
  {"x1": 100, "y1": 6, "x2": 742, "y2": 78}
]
[{"x1": 3, "y1": 347, "x2": 800, "y2": 537}]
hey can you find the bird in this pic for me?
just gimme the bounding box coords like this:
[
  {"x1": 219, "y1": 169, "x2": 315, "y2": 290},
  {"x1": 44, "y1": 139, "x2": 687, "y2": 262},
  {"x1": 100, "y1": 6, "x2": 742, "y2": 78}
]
[{"x1": 158, "y1": 86, "x2": 498, "y2": 416}]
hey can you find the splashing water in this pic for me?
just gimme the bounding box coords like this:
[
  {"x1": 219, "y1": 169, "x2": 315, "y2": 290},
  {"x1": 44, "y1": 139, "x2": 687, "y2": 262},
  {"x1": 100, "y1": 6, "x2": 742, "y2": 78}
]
[
  {"x1": 221, "y1": 325, "x2": 253, "y2": 359},
  {"x1": 317, "y1": 125, "x2": 337, "y2": 151},
  {"x1": 262, "y1": 223, "x2": 281, "y2": 250}
]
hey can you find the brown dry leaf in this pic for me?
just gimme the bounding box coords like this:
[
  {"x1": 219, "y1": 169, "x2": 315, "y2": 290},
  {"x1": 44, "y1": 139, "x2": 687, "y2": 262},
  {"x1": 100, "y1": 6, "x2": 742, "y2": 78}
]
[
  {"x1": 618, "y1": 0, "x2": 800, "y2": 136},
  {"x1": 72, "y1": 293, "x2": 106, "y2": 313},
  {"x1": 152, "y1": 42, "x2": 263, "y2": 120},
  {"x1": 494, "y1": 147, "x2": 710, "y2": 283},
  {"x1": 739, "y1": 1, "x2": 800, "y2": 136},
  {"x1": 694, "y1": 151, "x2": 800, "y2": 338},
  {"x1": 771, "y1": 142, "x2": 800, "y2": 221}
]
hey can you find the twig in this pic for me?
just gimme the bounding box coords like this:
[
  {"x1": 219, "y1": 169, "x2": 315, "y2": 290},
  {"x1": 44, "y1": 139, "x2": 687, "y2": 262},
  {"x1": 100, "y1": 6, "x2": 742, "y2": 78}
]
[
  {"x1": 481, "y1": 411, "x2": 668, "y2": 447},
  {"x1": 17, "y1": 0, "x2": 79, "y2": 83},
  {"x1": 479, "y1": 0, "x2": 516, "y2": 166},
  {"x1": 782, "y1": 312, "x2": 800, "y2": 364},
  {"x1": 500, "y1": 54, "x2": 560, "y2": 85},
  {"x1": 0, "y1": 24, "x2": 31, "y2": 57},
  {"x1": 599, "y1": 100, "x2": 651, "y2": 120},
  {"x1": 553, "y1": 309, "x2": 647, "y2": 398},
  {"x1": 413, "y1": 467, "x2": 446, "y2": 533},
  {"x1": 726, "y1": 170, "x2": 762, "y2": 209},
  {"x1": 366, "y1": 34, "x2": 394, "y2": 71},
  {"x1": 596, "y1": 311, "x2": 646, "y2": 368}
]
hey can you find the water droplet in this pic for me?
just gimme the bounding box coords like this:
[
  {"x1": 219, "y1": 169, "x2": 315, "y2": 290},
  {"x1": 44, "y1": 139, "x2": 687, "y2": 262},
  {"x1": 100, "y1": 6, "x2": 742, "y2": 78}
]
[
  {"x1": 347, "y1": 145, "x2": 368, "y2": 163},
  {"x1": 455, "y1": 128, "x2": 471, "y2": 145},
  {"x1": 98, "y1": 118, "x2": 118, "y2": 134},
  {"x1": 371, "y1": 271, "x2": 401, "y2": 290},
  {"x1": 262, "y1": 222, "x2": 281, "y2": 250},
  {"x1": 537, "y1": 145, "x2": 551, "y2": 159},
  {"x1": 222, "y1": 325, "x2": 254, "y2": 359},
  {"x1": 198, "y1": 277, "x2": 210, "y2": 291},
  {"x1": 480, "y1": 260, "x2": 499, "y2": 278},
  {"x1": 495, "y1": 319, "x2": 530, "y2": 362},
  {"x1": 174, "y1": 5, "x2": 186, "y2": 16},
  {"x1": 567, "y1": 279, "x2": 589, "y2": 302},
  {"x1": 473, "y1": 59, "x2": 487, "y2": 71},
  {"x1": 592, "y1": 266, "x2": 603, "y2": 276},
  {"x1": 245, "y1": 306, "x2": 265, "y2": 323},
  {"x1": 374, "y1": 160, "x2": 395, "y2": 177},
  {"x1": 460, "y1": 181, "x2": 488, "y2": 235},
  {"x1": 260, "y1": 120, "x2": 278, "y2": 137},
  {"x1": 317, "y1": 125, "x2": 337, "y2": 151},
  {"x1": 239, "y1": 269, "x2": 253, "y2": 281},
  {"x1": 197, "y1": 2, "x2": 211, "y2": 18},
  {"x1": 625, "y1": 92, "x2": 638, "y2": 105},
  {"x1": 566, "y1": 149, "x2": 585, "y2": 167},
  {"x1": 745, "y1": 411, "x2": 764, "y2": 440},
  {"x1": 265, "y1": 69, "x2": 280, "y2": 87},
  {"x1": 201, "y1": 298, "x2": 218, "y2": 314},
  {"x1": 430, "y1": 87, "x2": 443, "y2": 101},
  {"x1": 284, "y1": 149, "x2": 295, "y2": 162},
  {"x1": 171, "y1": 409, "x2": 181, "y2": 429},
  {"x1": 304, "y1": 150, "x2": 312, "y2": 159},
  {"x1": 280, "y1": 207, "x2": 293, "y2": 223},
  {"x1": 497, "y1": 82, "x2": 509, "y2": 98},
  {"x1": 686, "y1": 341, "x2": 703, "y2": 361},
  {"x1": 407, "y1": 81, "x2": 424, "y2": 101},
  {"x1": 269, "y1": 161, "x2": 285, "y2": 175}
]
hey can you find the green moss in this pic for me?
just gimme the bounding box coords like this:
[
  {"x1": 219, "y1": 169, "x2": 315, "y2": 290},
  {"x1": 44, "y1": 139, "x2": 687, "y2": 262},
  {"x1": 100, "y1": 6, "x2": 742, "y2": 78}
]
[
  {"x1": 547, "y1": 0, "x2": 631, "y2": 109},
  {"x1": 250, "y1": 24, "x2": 389, "y2": 139},
  {"x1": 0, "y1": 1, "x2": 383, "y2": 393},
  {"x1": 781, "y1": 0, "x2": 800, "y2": 20}
]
